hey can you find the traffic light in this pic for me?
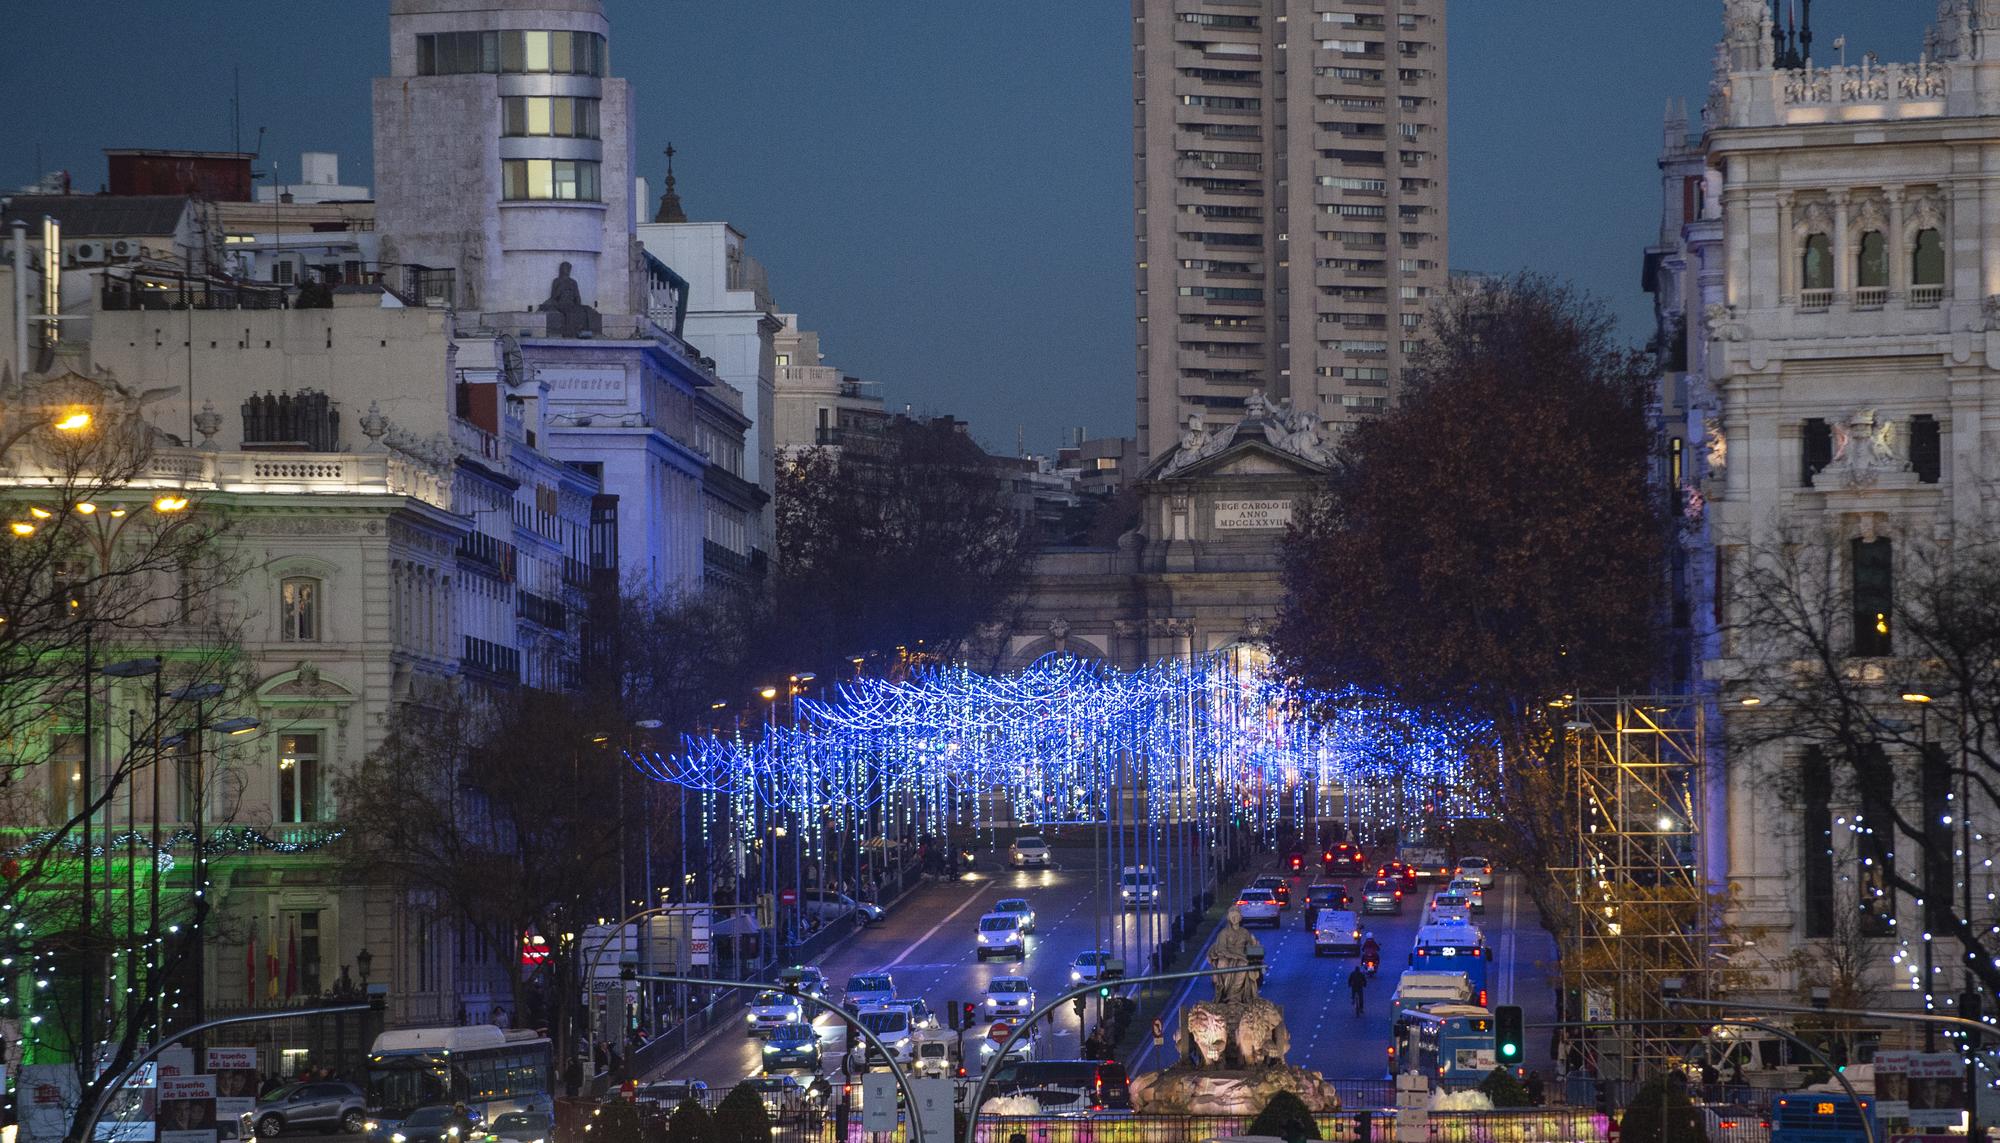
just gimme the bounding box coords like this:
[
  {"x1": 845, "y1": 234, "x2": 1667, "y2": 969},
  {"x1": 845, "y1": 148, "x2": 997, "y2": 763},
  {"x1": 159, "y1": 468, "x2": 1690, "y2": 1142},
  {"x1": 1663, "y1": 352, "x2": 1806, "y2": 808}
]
[
  {"x1": 962, "y1": 1001, "x2": 977, "y2": 1028},
  {"x1": 1495, "y1": 1005, "x2": 1523, "y2": 1062},
  {"x1": 1098, "y1": 985, "x2": 1112, "y2": 999},
  {"x1": 1071, "y1": 996, "x2": 1086, "y2": 1018},
  {"x1": 947, "y1": 1000, "x2": 961, "y2": 1031}
]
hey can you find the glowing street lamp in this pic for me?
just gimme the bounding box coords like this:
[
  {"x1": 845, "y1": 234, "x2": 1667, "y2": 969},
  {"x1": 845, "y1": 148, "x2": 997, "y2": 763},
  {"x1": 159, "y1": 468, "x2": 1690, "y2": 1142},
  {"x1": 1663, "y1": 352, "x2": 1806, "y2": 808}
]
[{"x1": 53, "y1": 410, "x2": 92, "y2": 432}]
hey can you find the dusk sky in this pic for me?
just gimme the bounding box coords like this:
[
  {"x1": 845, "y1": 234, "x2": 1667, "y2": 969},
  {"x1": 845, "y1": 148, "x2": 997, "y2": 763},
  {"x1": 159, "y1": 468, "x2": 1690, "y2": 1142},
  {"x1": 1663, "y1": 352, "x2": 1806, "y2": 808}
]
[{"x1": 2, "y1": 2, "x2": 1934, "y2": 455}]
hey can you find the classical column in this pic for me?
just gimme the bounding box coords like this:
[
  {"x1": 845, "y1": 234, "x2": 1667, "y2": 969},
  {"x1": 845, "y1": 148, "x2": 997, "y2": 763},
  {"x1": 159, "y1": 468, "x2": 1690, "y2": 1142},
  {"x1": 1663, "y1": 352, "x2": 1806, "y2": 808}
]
[
  {"x1": 1885, "y1": 185, "x2": 1907, "y2": 301},
  {"x1": 1830, "y1": 190, "x2": 1852, "y2": 304},
  {"x1": 1775, "y1": 191, "x2": 1796, "y2": 304}
]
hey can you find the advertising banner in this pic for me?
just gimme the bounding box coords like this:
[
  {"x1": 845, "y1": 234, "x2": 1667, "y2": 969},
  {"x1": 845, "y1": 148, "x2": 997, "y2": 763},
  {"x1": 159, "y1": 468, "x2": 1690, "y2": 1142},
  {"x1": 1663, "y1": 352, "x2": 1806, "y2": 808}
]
[{"x1": 157, "y1": 1074, "x2": 218, "y2": 1143}]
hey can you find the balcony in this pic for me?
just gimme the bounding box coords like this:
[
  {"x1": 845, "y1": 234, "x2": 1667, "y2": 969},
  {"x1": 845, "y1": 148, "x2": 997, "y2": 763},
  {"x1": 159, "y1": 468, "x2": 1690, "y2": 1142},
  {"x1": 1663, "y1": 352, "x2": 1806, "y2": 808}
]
[
  {"x1": 1910, "y1": 284, "x2": 1945, "y2": 307},
  {"x1": 1799, "y1": 288, "x2": 1833, "y2": 311},
  {"x1": 517, "y1": 590, "x2": 566, "y2": 630},
  {"x1": 457, "y1": 531, "x2": 519, "y2": 582},
  {"x1": 463, "y1": 635, "x2": 521, "y2": 683},
  {"x1": 1854, "y1": 287, "x2": 1887, "y2": 309}
]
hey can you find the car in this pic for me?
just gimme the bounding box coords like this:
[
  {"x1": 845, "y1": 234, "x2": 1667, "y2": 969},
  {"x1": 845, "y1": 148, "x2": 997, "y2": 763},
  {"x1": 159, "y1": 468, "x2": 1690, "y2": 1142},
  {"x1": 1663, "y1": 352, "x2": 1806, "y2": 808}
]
[
  {"x1": 975, "y1": 912, "x2": 1027, "y2": 960},
  {"x1": 854, "y1": 1004, "x2": 916, "y2": 1062},
  {"x1": 912, "y1": 1036, "x2": 956, "y2": 1079},
  {"x1": 1249, "y1": 874, "x2": 1291, "y2": 909},
  {"x1": 1324, "y1": 842, "x2": 1368, "y2": 875},
  {"x1": 1427, "y1": 891, "x2": 1472, "y2": 925},
  {"x1": 1700, "y1": 1105, "x2": 1772, "y2": 1143},
  {"x1": 744, "y1": 1075, "x2": 813, "y2": 1118},
  {"x1": 844, "y1": 971, "x2": 897, "y2": 1009},
  {"x1": 481, "y1": 1111, "x2": 550, "y2": 1143},
  {"x1": 1361, "y1": 877, "x2": 1404, "y2": 915},
  {"x1": 983, "y1": 975, "x2": 1037, "y2": 1019},
  {"x1": 1069, "y1": 949, "x2": 1124, "y2": 984},
  {"x1": 978, "y1": 1019, "x2": 1037, "y2": 1065},
  {"x1": 1301, "y1": 882, "x2": 1350, "y2": 920},
  {"x1": 1009, "y1": 835, "x2": 1052, "y2": 868},
  {"x1": 1377, "y1": 860, "x2": 1419, "y2": 888},
  {"x1": 1234, "y1": 887, "x2": 1281, "y2": 927},
  {"x1": 880, "y1": 997, "x2": 940, "y2": 1030},
  {"x1": 1454, "y1": 856, "x2": 1495, "y2": 888},
  {"x1": 747, "y1": 989, "x2": 806, "y2": 1034},
  {"x1": 256, "y1": 1082, "x2": 367, "y2": 1137},
  {"x1": 1120, "y1": 866, "x2": 1161, "y2": 909},
  {"x1": 800, "y1": 889, "x2": 863, "y2": 925},
  {"x1": 993, "y1": 897, "x2": 1037, "y2": 933},
  {"x1": 760, "y1": 1020, "x2": 822, "y2": 1072},
  {"x1": 1447, "y1": 878, "x2": 1486, "y2": 912},
  {"x1": 1312, "y1": 908, "x2": 1362, "y2": 956},
  {"x1": 776, "y1": 964, "x2": 828, "y2": 1001},
  {"x1": 635, "y1": 1079, "x2": 708, "y2": 1106},
  {"x1": 370, "y1": 1105, "x2": 475, "y2": 1143}
]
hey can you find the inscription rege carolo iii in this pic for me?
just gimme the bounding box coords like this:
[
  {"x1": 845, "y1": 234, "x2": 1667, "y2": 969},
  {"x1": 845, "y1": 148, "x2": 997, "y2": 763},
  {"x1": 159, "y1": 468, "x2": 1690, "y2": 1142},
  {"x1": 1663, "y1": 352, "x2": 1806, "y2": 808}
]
[
  {"x1": 1213, "y1": 499, "x2": 1293, "y2": 530},
  {"x1": 541, "y1": 366, "x2": 627, "y2": 403}
]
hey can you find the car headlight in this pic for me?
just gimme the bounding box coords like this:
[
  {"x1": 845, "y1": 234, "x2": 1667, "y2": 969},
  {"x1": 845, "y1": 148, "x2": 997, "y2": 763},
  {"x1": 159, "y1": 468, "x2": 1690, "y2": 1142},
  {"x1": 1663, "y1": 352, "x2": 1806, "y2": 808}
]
[
  {"x1": 763, "y1": 1044, "x2": 778, "y2": 1052},
  {"x1": 1070, "y1": 970, "x2": 1083, "y2": 981},
  {"x1": 365, "y1": 1124, "x2": 380, "y2": 1134},
  {"x1": 391, "y1": 1134, "x2": 407, "y2": 1142},
  {"x1": 748, "y1": 1014, "x2": 759, "y2": 1023}
]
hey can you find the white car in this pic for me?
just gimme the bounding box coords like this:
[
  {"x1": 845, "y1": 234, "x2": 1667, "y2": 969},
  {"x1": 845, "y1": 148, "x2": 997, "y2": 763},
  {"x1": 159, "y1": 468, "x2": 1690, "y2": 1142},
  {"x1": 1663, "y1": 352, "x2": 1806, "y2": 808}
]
[
  {"x1": 993, "y1": 897, "x2": 1036, "y2": 933},
  {"x1": 1069, "y1": 949, "x2": 1123, "y2": 983},
  {"x1": 983, "y1": 976, "x2": 1037, "y2": 1019},
  {"x1": 1235, "y1": 887, "x2": 1281, "y2": 928},
  {"x1": 843, "y1": 972, "x2": 897, "y2": 1009},
  {"x1": 746, "y1": 989, "x2": 805, "y2": 1035},
  {"x1": 1427, "y1": 891, "x2": 1473, "y2": 925},
  {"x1": 1447, "y1": 878, "x2": 1486, "y2": 912},
  {"x1": 1120, "y1": 866, "x2": 1161, "y2": 909},
  {"x1": 975, "y1": 912, "x2": 1026, "y2": 960},
  {"x1": 1454, "y1": 856, "x2": 1494, "y2": 888},
  {"x1": 880, "y1": 997, "x2": 940, "y2": 1031},
  {"x1": 854, "y1": 1004, "x2": 915, "y2": 1062},
  {"x1": 978, "y1": 1019, "x2": 1036, "y2": 1064},
  {"x1": 1008, "y1": 836, "x2": 1052, "y2": 868}
]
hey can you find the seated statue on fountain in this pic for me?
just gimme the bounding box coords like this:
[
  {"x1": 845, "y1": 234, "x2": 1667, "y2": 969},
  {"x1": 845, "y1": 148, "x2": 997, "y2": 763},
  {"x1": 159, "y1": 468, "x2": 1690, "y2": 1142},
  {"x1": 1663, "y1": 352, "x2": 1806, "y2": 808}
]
[{"x1": 1127, "y1": 906, "x2": 1340, "y2": 1115}]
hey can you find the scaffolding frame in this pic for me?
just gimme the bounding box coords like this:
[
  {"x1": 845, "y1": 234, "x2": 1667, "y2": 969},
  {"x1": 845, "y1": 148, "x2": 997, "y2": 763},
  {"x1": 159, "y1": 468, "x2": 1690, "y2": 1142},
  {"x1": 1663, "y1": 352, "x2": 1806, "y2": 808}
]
[{"x1": 1562, "y1": 695, "x2": 1711, "y2": 1080}]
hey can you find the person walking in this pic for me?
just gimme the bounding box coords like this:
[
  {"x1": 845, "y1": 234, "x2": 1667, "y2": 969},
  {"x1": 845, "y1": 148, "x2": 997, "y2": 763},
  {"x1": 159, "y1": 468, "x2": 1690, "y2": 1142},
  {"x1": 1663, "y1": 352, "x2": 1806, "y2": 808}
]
[{"x1": 1347, "y1": 965, "x2": 1367, "y2": 1016}]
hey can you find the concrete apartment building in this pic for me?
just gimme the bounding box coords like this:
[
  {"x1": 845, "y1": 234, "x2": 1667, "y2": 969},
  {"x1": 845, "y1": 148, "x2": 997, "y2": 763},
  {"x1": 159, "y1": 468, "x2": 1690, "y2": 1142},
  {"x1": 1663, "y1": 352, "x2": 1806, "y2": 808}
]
[{"x1": 1132, "y1": 0, "x2": 1448, "y2": 464}]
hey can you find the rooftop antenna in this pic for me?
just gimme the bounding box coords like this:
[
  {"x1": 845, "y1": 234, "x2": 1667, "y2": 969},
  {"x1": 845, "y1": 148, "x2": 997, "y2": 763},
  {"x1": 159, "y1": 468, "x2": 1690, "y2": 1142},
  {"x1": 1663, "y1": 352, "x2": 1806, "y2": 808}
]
[{"x1": 233, "y1": 66, "x2": 241, "y2": 153}]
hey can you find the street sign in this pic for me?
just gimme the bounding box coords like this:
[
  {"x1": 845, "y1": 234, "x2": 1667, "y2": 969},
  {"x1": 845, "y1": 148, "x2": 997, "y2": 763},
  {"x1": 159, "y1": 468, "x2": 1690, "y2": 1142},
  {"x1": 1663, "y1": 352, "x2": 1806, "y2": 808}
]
[
  {"x1": 1152, "y1": 1017, "x2": 1164, "y2": 1046},
  {"x1": 861, "y1": 1075, "x2": 897, "y2": 1133},
  {"x1": 779, "y1": 888, "x2": 798, "y2": 906}
]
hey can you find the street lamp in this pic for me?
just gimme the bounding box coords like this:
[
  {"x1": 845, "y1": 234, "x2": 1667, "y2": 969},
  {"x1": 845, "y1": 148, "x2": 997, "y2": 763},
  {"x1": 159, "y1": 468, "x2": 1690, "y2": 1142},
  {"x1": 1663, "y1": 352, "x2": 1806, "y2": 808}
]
[{"x1": 163, "y1": 683, "x2": 257, "y2": 1038}]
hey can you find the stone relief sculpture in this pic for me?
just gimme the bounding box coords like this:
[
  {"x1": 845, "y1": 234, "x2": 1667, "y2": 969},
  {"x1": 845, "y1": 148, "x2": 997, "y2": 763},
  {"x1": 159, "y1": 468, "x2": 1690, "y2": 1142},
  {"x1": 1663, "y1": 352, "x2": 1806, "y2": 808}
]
[{"x1": 1826, "y1": 408, "x2": 1909, "y2": 487}]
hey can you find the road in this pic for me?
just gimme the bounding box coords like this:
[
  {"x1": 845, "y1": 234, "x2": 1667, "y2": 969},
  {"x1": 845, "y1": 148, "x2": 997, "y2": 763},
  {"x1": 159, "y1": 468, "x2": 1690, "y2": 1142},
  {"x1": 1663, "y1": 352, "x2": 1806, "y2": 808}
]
[{"x1": 652, "y1": 847, "x2": 1561, "y2": 1094}]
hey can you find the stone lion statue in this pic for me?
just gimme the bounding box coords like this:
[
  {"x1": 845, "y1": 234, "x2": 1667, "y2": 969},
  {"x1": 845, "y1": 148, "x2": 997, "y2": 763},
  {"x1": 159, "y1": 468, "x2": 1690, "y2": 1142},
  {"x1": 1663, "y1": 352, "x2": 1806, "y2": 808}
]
[
  {"x1": 1178, "y1": 1003, "x2": 1231, "y2": 1067},
  {"x1": 1233, "y1": 998, "x2": 1290, "y2": 1067}
]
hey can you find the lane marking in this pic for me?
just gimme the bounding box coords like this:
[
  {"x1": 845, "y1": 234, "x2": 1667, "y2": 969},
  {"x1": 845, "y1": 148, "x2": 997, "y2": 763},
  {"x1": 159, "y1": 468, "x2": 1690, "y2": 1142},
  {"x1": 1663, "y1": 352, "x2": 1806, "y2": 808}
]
[{"x1": 888, "y1": 883, "x2": 1001, "y2": 968}]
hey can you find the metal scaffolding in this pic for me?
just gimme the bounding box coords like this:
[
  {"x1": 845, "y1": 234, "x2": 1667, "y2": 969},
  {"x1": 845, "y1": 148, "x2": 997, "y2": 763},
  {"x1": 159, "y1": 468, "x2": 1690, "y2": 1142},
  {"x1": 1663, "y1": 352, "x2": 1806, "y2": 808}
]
[{"x1": 1563, "y1": 695, "x2": 1712, "y2": 1080}]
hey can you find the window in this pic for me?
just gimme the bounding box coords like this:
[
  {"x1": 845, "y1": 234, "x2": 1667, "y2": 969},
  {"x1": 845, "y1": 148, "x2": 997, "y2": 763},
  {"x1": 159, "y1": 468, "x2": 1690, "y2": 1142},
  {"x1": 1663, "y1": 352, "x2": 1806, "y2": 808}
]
[
  {"x1": 1910, "y1": 414, "x2": 1940, "y2": 483},
  {"x1": 173, "y1": 737, "x2": 201, "y2": 822},
  {"x1": 1802, "y1": 418, "x2": 1832, "y2": 486},
  {"x1": 278, "y1": 733, "x2": 322, "y2": 824},
  {"x1": 1800, "y1": 748, "x2": 1835, "y2": 939},
  {"x1": 1911, "y1": 227, "x2": 1944, "y2": 286},
  {"x1": 1801, "y1": 233, "x2": 1834, "y2": 291},
  {"x1": 501, "y1": 159, "x2": 601, "y2": 202},
  {"x1": 281, "y1": 577, "x2": 320, "y2": 642},
  {"x1": 1851, "y1": 538, "x2": 1893, "y2": 656},
  {"x1": 1856, "y1": 230, "x2": 1887, "y2": 289},
  {"x1": 48, "y1": 733, "x2": 84, "y2": 822},
  {"x1": 417, "y1": 30, "x2": 606, "y2": 76},
  {"x1": 501, "y1": 96, "x2": 601, "y2": 138},
  {"x1": 1178, "y1": 11, "x2": 1256, "y2": 28},
  {"x1": 1180, "y1": 94, "x2": 1260, "y2": 111},
  {"x1": 1318, "y1": 176, "x2": 1385, "y2": 191}
]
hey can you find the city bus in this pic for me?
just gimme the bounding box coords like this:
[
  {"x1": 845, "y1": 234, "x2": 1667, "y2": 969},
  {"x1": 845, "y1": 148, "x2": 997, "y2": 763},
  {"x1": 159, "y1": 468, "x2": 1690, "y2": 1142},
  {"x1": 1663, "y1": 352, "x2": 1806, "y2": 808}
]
[
  {"x1": 1770, "y1": 1093, "x2": 1876, "y2": 1143},
  {"x1": 1387, "y1": 1006, "x2": 1497, "y2": 1088},
  {"x1": 1409, "y1": 921, "x2": 1490, "y2": 1006},
  {"x1": 363, "y1": 1026, "x2": 553, "y2": 1133}
]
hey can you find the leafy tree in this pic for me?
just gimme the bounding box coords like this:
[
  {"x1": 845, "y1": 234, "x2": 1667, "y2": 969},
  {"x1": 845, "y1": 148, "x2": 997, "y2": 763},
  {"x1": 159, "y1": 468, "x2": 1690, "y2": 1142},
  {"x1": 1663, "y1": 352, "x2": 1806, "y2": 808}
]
[
  {"x1": 1274, "y1": 273, "x2": 1665, "y2": 932},
  {"x1": 666, "y1": 1098, "x2": 718, "y2": 1143},
  {"x1": 1244, "y1": 1090, "x2": 1320, "y2": 1143},
  {"x1": 1477, "y1": 1068, "x2": 1532, "y2": 1108},
  {"x1": 773, "y1": 417, "x2": 1032, "y2": 671},
  {"x1": 712, "y1": 1083, "x2": 773, "y2": 1143},
  {"x1": 1617, "y1": 1074, "x2": 1709, "y2": 1143},
  {"x1": 590, "y1": 1100, "x2": 647, "y2": 1143}
]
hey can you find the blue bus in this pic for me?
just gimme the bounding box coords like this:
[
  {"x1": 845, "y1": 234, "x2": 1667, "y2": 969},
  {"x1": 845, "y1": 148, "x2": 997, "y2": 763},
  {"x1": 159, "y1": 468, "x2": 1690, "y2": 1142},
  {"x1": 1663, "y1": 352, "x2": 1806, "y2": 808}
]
[
  {"x1": 1409, "y1": 921, "x2": 1491, "y2": 1007},
  {"x1": 1770, "y1": 1093, "x2": 1876, "y2": 1143},
  {"x1": 1387, "y1": 1006, "x2": 1497, "y2": 1088}
]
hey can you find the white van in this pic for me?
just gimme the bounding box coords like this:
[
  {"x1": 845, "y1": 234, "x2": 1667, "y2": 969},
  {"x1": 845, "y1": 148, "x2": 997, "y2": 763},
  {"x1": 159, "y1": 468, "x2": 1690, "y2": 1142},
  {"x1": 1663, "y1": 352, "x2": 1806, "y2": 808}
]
[
  {"x1": 1120, "y1": 865, "x2": 1161, "y2": 908},
  {"x1": 1391, "y1": 970, "x2": 1472, "y2": 1013},
  {"x1": 1312, "y1": 909, "x2": 1362, "y2": 956}
]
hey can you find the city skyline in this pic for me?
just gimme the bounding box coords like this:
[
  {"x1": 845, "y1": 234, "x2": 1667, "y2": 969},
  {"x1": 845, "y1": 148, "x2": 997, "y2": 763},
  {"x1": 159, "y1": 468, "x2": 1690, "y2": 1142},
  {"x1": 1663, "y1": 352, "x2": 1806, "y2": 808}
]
[{"x1": 1, "y1": 2, "x2": 1933, "y2": 455}]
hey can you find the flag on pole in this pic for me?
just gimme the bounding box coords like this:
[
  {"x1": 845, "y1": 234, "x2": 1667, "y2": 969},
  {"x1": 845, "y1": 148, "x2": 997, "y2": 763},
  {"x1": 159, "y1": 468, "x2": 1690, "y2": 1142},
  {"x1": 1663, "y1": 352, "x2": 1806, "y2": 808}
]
[
  {"x1": 266, "y1": 917, "x2": 280, "y2": 1000},
  {"x1": 284, "y1": 923, "x2": 298, "y2": 998}
]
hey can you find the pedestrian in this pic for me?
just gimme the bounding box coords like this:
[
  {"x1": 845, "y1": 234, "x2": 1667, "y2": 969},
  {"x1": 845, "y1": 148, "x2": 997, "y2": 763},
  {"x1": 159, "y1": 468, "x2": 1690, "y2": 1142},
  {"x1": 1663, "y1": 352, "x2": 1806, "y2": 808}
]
[
  {"x1": 1346, "y1": 966, "x2": 1367, "y2": 1016},
  {"x1": 1525, "y1": 1071, "x2": 1545, "y2": 1106}
]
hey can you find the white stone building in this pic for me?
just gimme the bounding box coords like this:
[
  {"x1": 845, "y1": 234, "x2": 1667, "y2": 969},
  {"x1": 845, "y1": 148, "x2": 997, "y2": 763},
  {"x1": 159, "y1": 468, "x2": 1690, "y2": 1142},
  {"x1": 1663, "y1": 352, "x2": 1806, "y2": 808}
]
[{"x1": 1656, "y1": 0, "x2": 2000, "y2": 1044}]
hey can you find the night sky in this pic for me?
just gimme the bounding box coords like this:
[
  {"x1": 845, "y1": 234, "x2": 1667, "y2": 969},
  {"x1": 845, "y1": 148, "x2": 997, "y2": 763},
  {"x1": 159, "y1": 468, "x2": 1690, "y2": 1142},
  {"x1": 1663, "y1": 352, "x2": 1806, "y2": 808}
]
[{"x1": 1, "y1": 3, "x2": 1934, "y2": 454}]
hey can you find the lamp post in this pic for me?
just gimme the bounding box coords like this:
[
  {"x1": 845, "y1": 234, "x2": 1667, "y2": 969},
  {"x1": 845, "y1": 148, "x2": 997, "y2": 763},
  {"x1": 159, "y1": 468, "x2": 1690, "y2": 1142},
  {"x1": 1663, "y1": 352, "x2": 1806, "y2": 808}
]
[
  {"x1": 164, "y1": 683, "x2": 257, "y2": 1041},
  {"x1": 100, "y1": 657, "x2": 163, "y2": 1042}
]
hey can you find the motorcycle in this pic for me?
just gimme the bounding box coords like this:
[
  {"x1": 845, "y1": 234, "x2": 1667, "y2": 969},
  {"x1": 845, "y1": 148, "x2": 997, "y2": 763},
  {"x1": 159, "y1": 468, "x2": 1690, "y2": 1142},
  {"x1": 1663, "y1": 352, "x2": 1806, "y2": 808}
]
[{"x1": 1360, "y1": 946, "x2": 1381, "y2": 976}]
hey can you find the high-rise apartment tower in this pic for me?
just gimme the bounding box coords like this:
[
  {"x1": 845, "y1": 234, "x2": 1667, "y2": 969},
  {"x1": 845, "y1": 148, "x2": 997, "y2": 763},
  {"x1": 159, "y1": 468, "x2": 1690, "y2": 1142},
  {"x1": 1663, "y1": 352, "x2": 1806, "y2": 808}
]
[{"x1": 1133, "y1": 0, "x2": 1449, "y2": 464}]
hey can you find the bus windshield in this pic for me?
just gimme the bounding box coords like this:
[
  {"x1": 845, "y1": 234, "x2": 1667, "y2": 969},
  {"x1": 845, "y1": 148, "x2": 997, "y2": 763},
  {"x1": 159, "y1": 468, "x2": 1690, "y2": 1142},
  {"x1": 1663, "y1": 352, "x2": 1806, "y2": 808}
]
[{"x1": 366, "y1": 1057, "x2": 453, "y2": 1118}]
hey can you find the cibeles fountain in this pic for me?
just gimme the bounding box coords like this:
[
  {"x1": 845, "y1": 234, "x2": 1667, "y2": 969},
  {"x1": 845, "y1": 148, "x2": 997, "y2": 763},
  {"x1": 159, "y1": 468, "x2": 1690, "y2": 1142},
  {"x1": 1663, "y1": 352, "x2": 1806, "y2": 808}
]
[{"x1": 1128, "y1": 907, "x2": 1343, "y2": 1114}]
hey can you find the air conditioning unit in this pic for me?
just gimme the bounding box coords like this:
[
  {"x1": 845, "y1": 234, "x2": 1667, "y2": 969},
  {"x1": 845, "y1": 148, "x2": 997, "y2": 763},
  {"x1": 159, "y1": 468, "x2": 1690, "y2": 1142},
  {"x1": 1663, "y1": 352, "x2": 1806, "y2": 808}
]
[
  {"x1": 110, "y1": 239, "x2": 141, "y2": 260},
  {"x1": 69, "y1": 241, "x2": 107, "y2": 265}
]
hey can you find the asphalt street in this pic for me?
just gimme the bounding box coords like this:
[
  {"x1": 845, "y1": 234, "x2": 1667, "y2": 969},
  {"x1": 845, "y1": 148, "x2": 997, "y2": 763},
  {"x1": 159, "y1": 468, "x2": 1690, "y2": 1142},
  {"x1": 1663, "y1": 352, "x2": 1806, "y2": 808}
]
[{"x1": 654, "y1": 847, "x2": 1560, "y2": 1093}]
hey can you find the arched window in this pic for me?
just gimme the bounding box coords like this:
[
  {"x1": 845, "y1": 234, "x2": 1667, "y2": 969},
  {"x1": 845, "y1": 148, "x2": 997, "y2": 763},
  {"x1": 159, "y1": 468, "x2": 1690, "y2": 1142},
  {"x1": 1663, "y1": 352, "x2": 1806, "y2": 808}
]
[
  {"x1": 280, "y1": 576, "x2": 320, "y2": 642},
  {"x1": 1911, "y1": 228, "x2": 1944, "y2": 286},
  {"x1": 1856, "y1": 230, "x2": 1887, "y2": 289},
  {"x1": 1801, "y1": 233, "x2": 1834, "y2": 291}
]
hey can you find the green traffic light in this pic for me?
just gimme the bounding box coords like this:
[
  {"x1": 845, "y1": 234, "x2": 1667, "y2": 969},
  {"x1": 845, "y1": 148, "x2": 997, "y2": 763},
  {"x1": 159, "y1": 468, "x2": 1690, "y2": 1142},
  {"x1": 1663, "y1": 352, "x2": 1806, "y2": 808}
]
[{"x1": 1501, "y1": 1044, "x2": 1518, "y2": 1057}]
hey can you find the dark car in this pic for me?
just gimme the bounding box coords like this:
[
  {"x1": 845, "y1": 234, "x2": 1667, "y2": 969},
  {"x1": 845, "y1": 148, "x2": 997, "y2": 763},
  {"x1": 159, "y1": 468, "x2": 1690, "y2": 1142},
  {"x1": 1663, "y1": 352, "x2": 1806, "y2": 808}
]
[
  {"x1": 1376, "y1": 860, "x2": 1419, "y2": 888},
  {"x1": 1302, "y1": 883, "x2": 1350, "y2": 924},
  {"x1": 256, "y1": 1082, "x2": 367, "y2": 1137},
  {"x1": 366, "y1": 1105, "x2": 478, "y2": 1143},
  {"x1": 760, "y1": 1021, "x2": 822, "y2": 1072},
  {"x1": 1324, "y1": 843, "x2": 1367, "y2": 876}
]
